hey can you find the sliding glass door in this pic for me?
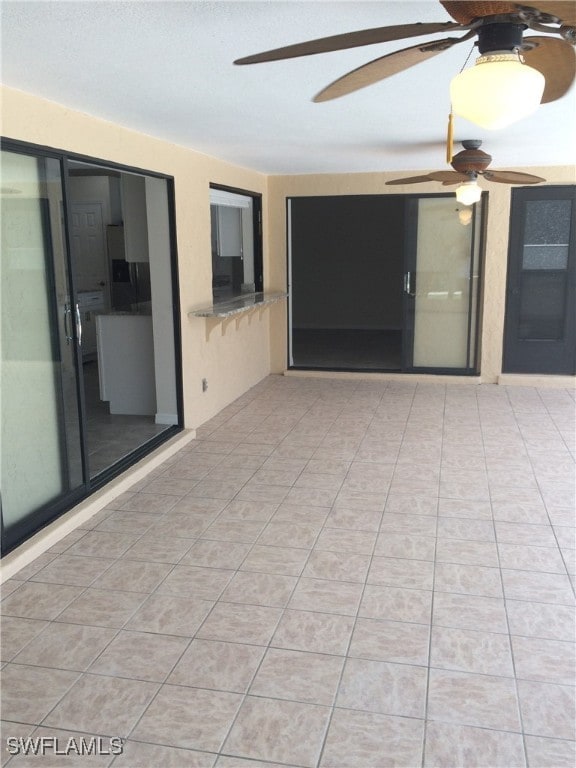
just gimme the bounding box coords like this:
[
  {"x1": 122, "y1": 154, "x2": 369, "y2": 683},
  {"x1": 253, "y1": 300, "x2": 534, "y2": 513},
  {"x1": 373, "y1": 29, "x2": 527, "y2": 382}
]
[
  {"x1": 403, "y1": 196, "x2": 483, "y2": 373},
  {"x1": 287, "y1": 194, "x2": 483, "y2": 374},
  {"x1": 1, "y1": 149, "x2": 86, "y2": 551},
  {"x1": 1, "y1": 143, "x2": 181, "y2": 555}
]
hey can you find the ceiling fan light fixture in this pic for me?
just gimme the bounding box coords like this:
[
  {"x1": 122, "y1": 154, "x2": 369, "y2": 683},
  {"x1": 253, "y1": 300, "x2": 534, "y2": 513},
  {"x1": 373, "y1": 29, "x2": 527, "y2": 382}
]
[
  {"x1": 450, "y1": 51, "x2": 545, "y2": 129},
  {"x1": 455, "y1": 179, "x2": 482, "y2": 205}
]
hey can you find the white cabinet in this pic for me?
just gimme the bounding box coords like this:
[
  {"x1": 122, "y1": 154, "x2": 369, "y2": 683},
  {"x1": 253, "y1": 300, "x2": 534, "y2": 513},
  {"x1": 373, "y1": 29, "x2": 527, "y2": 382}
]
[{"x1": 96, "y1": 314, "x2": 156, "y2": 415}]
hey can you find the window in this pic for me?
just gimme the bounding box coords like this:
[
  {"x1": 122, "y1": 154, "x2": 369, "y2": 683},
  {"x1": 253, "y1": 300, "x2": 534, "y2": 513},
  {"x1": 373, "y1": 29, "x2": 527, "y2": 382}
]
[{"x1": 210, "y1": 186, "x2": 262, "y2": 302}]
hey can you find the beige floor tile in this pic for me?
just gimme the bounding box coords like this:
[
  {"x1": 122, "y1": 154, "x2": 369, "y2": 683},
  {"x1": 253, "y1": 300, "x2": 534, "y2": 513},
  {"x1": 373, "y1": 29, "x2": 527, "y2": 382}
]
[
  {"x1": 94, "y1": 510, "x2": 159, "y2": 536},
  {"x1": 495, "y1": 521, "x2": 559, "y2": 547},
  {"x1": 436, "y1": 538, "x2": 499, "y2": 567},
  {"x1": 433, "y1": 592, "x2": 509, "y2": 633},
  {"x1": 501, "y1": 569, "x2": 574, "y2": 604},
  {"x1": 113, "y1": 740, "x2": 216, "y2": 767},
  {"x1": 498, "y1": 543, "x2": 567, "y2": 573},
  {"x1": 380, "y1": 513, "x2": 438, "y2": 538},
  {"x1": 196, "y1": 602, "x2": 282, "y2": 645},
  {"x1": 239, "y1": 545, "x2": 309, "y2": 576},
  {"x1": 271, "y1": 609, "x2": 354, "y2": 656},
  {"x1": 314, "y1": 528, "x2": 376, "y2": 555},
  {"x1": 430, "y1": 625, "x2": 514, "y2": 677},
  {"x1": 434, "y1": 563, "x2": 503, "y2": 598},
  {"x1": 437, "y1": 498, "x2": 492, "y2": 520},
  {"x1": 88, "y1": 630, "x2": 189, "y2": 681},
  {"x1": 200, "y1": 520, "x2": 268, "y2": 544},
  {"x1": 179, "y1": 539, "x2": 251, "y2": 569},
  {"x1": 288, "y1": 578, "x2": 363, "y2": 616},
  {"x1": 13, "y1": 622, "x2": 116, "y2": 671},
  {"x1": 146, "y1": 513, "x2": 213, "y2": 540},
  {"x1": 424, "y1": 722, "x2": 525, "y2": 768},
  {"x1": 28, "y1": 555, "x2": 115, "y2": 587},
  {"x1": 125, "y1": 594, "x2": 213, "y2": 636},
  {"x1": 0, "y1": 617, "x2": 49, "y2": 662},
  {"x1": 271, "y1": 503, "x2": 329, "y2": 526},
  {"x1": 249, "y1": 647, "x2": 344, "y2": 705},
  {"x1": 156, "y1": 565, "x2": 234, "y2": 600},
  {"x1": 320, "y1": 708, "x2": 424, "y2": 768},
  {"x1": 333, "y1": 490, "x2": 386, "y2": 512},
  {"x1": 385, "y1": 495, "x2": 438, "y2": 517},
  {"x1": 219, "y1": 571, "x2": 297, "y2": 607},
  {"x1": 336, "y1": 658, "x2": 427, "y2": 718},
  {"x1": 222, "y1": 696, "x2": 331, "y2": 768},
  {"x1": 0, "y1": 581, "x2": 84, "y2": 621},
  {"x1": 511, "y1": 635, "x2": 575, "y2": 685},
  {"x1": 0, "y1": 664, "x2": 79, "y2": 724},
  {"x1": 56, "y1": 588, "x2": 146, "y2": 629},
  {"x1": 324, "y1": 506, "x2": 383, "y2": 532},
  {"x1": 217, "y1": 500, "x2": 278, "y2": 522},
  {"x1": 349, "y1": 618, "x2": 429, "y2": 665},
  {"x1": 256, "y1": 521, "x2": 320, "y2": 549},
  {"x1": 131, "y1": 684, "x2": 243, "y2": 751},
  {"x1": 65, "y1": 531, "x2": 141, "y2": 559},
  {"x1": 168, "y1": 638, "x2": 265, "y2": 692},
  {"x1": 518, "y1": 679, "x2": 576, "y2": 739},
  {"x1": 427, "y1": 669, "x2": 521, "y2": 732},
  {"x1": 359, "y1": 584, "x2": 432, "y2": 625},
  {"x1": 90, "y1": 559, "x2": 173, "y2": 593},
  {"x1": 524, "y1": 735, "x2": 576, "y2": 768},
  {"x1": 302, "y1": 551, "x2": 370, "y2": 583},
  {"x1": 374, "y1": 532, "x2": 436, "y2": 561},
  {"x1": 216, "y1": 757, "x2": 298, "y2": 768},
  {"x1": 124, "y1": 535, "x2": 194, "y2": 564},
  {"x1": 506, "y1": 599, "x2": 576, "y2": 641},
  {"x1": 367, "y1": 556, "x2": 434, "y2": 590},
  {"x1": 436, "y1": 518, "x2": 495, "y2": 542},
  {"x1": 118, "y1": 492, "x2": 180, "y2": 514}
]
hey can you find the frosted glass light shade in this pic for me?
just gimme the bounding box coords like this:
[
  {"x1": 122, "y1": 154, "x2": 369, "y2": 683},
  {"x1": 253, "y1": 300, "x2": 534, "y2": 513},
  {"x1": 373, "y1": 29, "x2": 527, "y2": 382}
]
[
  {"x1": 456, "y1": 180, "x2": 482, "y2": 206},
  {"x1": 450, "y1": 53, "x2": 545, "y2": 129}
]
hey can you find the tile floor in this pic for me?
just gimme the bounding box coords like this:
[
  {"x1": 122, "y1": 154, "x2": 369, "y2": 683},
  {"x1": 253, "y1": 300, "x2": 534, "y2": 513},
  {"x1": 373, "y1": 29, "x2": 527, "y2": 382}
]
[{"x1": 1, "y1": 375, "x2": 575, "y2": 768}]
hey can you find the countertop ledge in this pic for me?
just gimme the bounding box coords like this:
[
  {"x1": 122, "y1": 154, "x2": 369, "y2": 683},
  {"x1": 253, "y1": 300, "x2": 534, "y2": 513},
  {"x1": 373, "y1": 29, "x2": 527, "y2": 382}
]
[{"x1": 188, "y1": 291, "x2": 288, "y2": 319}]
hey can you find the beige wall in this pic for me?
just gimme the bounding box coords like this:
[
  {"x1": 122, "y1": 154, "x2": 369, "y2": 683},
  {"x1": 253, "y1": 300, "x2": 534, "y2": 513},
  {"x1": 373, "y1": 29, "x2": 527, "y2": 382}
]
[
  {"x1": 2, "y1": 84, "x2": 574, "y2": 405},
  {"x1": 1, "y1": 85, "x2": 283, "y2": 428},
  {"x1": 268, "y1": 166, "x2": 575, "y2": 382}
]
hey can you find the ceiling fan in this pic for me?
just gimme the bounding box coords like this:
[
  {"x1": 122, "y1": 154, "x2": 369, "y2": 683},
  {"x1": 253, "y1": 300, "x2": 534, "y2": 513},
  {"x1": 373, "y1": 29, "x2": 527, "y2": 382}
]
[
  {"x1": 385, "y1": 139, "x2": 546, "y2": 203},
  {"x1": 234, "y1": 1, "x2": 576, "y2": 107}
]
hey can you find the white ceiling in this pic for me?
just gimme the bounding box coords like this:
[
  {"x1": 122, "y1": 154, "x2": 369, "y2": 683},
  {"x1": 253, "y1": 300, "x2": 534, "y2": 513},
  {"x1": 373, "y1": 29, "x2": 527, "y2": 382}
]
[{"x1": 1, "y1": 0, "x2": 575, "y2": 175}]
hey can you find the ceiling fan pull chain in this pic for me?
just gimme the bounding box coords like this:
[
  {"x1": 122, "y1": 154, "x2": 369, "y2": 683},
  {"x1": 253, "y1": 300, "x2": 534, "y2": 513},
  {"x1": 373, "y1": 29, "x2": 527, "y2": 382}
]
[{"x1": 446, "y1": 111, "x2": 454, "y2": 163}]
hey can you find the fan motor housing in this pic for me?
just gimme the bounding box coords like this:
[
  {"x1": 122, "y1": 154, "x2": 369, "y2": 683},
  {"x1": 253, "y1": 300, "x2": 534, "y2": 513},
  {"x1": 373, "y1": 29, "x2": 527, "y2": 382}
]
[
  {"x1": 440, "y1": 1, "x2": 520, "y2": 25},
  {"x1": 451, "y1": 147, "x2": 493, "y2": 172}
]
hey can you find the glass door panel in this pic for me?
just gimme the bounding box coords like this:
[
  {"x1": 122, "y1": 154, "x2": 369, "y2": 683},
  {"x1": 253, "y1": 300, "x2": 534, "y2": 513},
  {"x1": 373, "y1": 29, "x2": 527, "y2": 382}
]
[
  {"x1": 1, "y1": 150, "x2": 84, "y2": 550},
  {"x1": 405, "y1": 196, "x2": 481, "y2": 372}
]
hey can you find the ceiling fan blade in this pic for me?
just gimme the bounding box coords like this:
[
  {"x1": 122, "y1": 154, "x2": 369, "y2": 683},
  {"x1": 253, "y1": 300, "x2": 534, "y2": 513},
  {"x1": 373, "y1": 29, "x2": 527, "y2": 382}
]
[
  {"x1": 428, "y1": 170, "x2": 469, "y2": 182},
  {"x1": 483, "y1": 170, "x2": 546, "y2": 183},
  {"x1": 385, "y1": 175, "x2": 436, "y2": 185},
  {"x1": 523, "y1": 37, "x2": 576, "y2": 103},
  {"x1": 313, "y1": 37, "x2": 463, "y2": 102},
  {"x1": 234, "y1": 22, "x2": 464, "y2": 65},
  {"x1": 529, "y1": 2, "x2": 576, "y2": 25}
]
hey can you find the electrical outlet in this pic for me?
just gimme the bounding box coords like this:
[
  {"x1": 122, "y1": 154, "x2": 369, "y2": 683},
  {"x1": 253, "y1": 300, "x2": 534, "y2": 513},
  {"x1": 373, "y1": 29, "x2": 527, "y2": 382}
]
[{"x1": 202, "y1": 378, "x2": 208, "y2": 392}]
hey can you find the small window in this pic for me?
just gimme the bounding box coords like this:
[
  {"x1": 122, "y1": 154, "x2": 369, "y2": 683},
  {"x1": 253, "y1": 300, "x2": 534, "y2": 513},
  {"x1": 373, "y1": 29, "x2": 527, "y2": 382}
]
[{"x1": 210, "y1": 186, "x2": 262, "y2": 302}]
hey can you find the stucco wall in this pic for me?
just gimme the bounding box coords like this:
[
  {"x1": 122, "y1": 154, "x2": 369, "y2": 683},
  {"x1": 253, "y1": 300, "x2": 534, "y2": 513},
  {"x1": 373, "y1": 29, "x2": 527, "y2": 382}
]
[
  {"x1": 268, "y1": 167, "x2": 575, "y2": 382},
  {"x1": 1, "y1": 85, "x2": 283, "y2": 429},
  {"x1": 3, "y1": 85, "x2": 574, "y2": 395}
]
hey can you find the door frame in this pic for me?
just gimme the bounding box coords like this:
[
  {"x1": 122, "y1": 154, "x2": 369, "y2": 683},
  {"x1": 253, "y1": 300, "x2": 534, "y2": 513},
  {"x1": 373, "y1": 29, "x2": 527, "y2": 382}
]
[
  {"x1": 1, "y1": 137, "x2": 184, "y2": 555},
  {"x1": 286, "y1": 192, "x2": 486, "y2": 375}
]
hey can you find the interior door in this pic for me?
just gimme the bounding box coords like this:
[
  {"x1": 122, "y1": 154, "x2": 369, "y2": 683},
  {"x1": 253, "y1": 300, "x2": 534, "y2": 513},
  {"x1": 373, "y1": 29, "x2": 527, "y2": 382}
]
[
  {"x1": 503, "y1": 186, "x2": 576, "y2": 374},
  {"x1": 403, "y1": 195, "x2": 482, "y2": 373},
  {"x1": 1, "y1": 148, "x2": 86, "y2": 553}
]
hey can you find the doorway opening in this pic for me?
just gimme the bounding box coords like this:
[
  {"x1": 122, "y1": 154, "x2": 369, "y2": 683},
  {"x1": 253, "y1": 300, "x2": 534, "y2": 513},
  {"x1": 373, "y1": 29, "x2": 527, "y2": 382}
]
[{"x1": 288, "y1": 194, "x2": 483, "y2": 375}]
